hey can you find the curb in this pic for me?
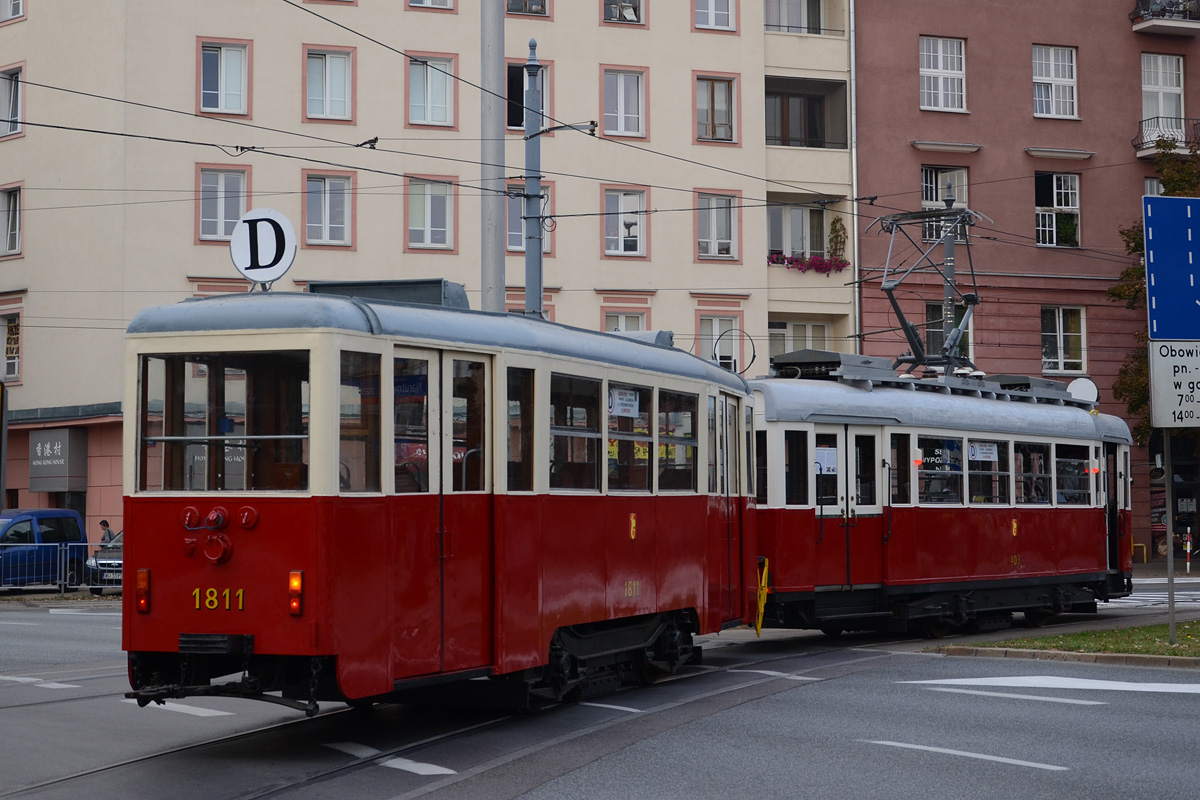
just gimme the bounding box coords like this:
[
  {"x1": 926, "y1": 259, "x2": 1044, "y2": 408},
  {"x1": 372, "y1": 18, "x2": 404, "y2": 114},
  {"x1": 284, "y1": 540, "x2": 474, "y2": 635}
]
[{"x1": 939, "y1": 645, "x2": 1200, "y2": 669}]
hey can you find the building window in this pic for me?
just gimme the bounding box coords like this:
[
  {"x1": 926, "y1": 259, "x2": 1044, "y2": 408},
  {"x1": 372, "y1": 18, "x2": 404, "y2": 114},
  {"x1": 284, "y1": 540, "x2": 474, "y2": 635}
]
[
  {"x1": 1033, "y1": 45, "x2": 1076, "y2": 118},
  {"x1": 697, "y1": 77, "x2": 734, "y2": 141},
  {"x1": 306, "y1": 50, "x2": 352, "y2": 120},
  {"x1": 604, "y1": 189, "x2": 646, "y2": 256},
  {"x1": 1, "y1": 1, "x2": 24, "y2": 23},
  {"x1": 604, "y1": 1, "x2": 643, "y2": 24},
  {"x1": 603, "y1": 69, "x2": 644, "y2": 137},
  {"x1": 409, "y1": 57, "x2": 454, "y2": 126},
  {"x1": 925, "y1": 303, "x2": 971, "y2": 360},
  {"x1": 305, "y1": 175, "x2": 352, "y2": 245},
  {"x1": 507, "y1": 0, "x2": 548, "y2": 13},
  {"x1": 768, "y1": 320, "x2": 829, "y2": 362},
  {"x1": 1142, "y1": 53, "x2": 1185, "y2": 141},
  {"x1": 921, "y1": 166, "x2": 968, "y2": 242},
  {"x1": 1035, "y1": 172, "x2": 1079, "y2": 247},
  {"x1": 695, "y1": 0, "x2": 734, "y2": 30},
  {"x1": 766, "y1": 89, "x2": 821, "y2": 148},
  {"x1": 408, "y1": 178, "x2": 452, "y2": 248},
  {"x1": 1, "y1": 66, "x2": 20, "y2": 136},
  {"x1": 919, "y1": 36, "x2": 965, "y2": 111},
  {"x1": 1146, "y1": 176, "x2": 1164, "y2": 196},
  {"x1": 507, "y1": 63, "x2": 547, "y2": 130},
  {"x1": 767, "y1": 205, "x2": 824, "y2": 257},
  {"x1": 765, "y1": 0, "x2": 822, "y2": 33},
  {"x1": 606, "y1": 312, "x2": 645, "y2": 332},
  {"x1": 697, "y1": 193, "x2": 736, "y2": 258},
  {"x1": 507, "y1": 183, "x2": 551, "y2": 252},
  {"x1": 200, "y1": 42, "x2": 249, "y2": 115},
  {"x1": 3, "y1": 313, "x2": 17, "y2": 380},
  {"x1": 1042, "y1": 306, "x2": 1084, "y2": 373},
  {"x1": 700, "y1": 316, "x2": 738, "y2": 371},
  {"x1": 411, "y1": 0, "x2": 452, "y2": 7},
  {"x1": 1, "y1": 186, "x2": 18, "y2": 256},
  {"x1": 199, "y1": 169, "x2": 247, "y2": 241}
]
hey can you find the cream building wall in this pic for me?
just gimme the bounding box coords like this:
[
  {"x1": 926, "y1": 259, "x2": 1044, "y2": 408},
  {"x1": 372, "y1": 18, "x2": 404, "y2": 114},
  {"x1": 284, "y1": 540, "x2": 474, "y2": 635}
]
[{"x1": 0, "y1": 0, "x2": 854, "y2": 522}]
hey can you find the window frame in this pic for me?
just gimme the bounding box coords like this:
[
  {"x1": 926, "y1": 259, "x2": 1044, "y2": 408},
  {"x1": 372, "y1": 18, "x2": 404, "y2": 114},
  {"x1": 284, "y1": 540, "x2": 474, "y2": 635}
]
[
  {"x1": 1, "y1": 311, "x2": 18, "y2": 383},
  {"x1": 918, "y1": 36, "x2": 965, "y2": 112},
  {"x1": 1034, "y1": 172, "x2": 1080, "y2": 247},
  {"x1": 304, "y1": 46, "x2": 355, "y2": 123},
  {"x1": 0, "y1": 182, "x2": 19, "y2": 259},
  {"x1": 767, "y1": 204, "x2": 825, "y2": 258},
  {"x1": 699, "y1": 314, "x2": 740, "y2": 372},
  {"x1": 1142, "y1": 52, "x2": 1184, "y2": 129},
  {"x1": 1041, "y1": 305, "x2": 1086, "y2": 374},
  {"x1": 921, "y1": 166, "x2": 968, "y2": 242},
  {"x1": 602, "y1": 186, "x2": 649, "y2": 258},
  {"x1": 695, "y1": 190, "x2": 740, "y2": 261},
  {"x1": 601, "y1": 66, "x2": 647, "y2": 139},
  {"x1": 768, "y1": 320, "x2": 829, "y2": 363},
  {"x1": 506, "y1": 181, "x2": 553, "y2": 254},
  {"x1": 302, "y1": 171, "x2": 355, "y2": 249},
  {"x1": 764, "y1": 0, "x2": 823, "y2": 34},
  {"x1": 196, "y1": 165, "x2": 250, "y2": 244},
  {"x1": 410, "y1": 0, "x2": 454, "y2": 9},
  {"x1": 694, "y1": 0, "x2": 736, "y2": 32},
  {"x1": 507, "y1": 0, "x2": 551, "y2": 16},
  {"x1": 1032, "y1": 45, "x2": 1077, "y2": 119},
  {"x1": 407, "y1": 53, "x2": 457, "y2": 128},
  {"x1": 506, "y1": 60, "x2": 551, "y2": 132},
  {"x1": 0, "y1": 63, "x2": 21, "y2": 138},
  {"x1": 405, "y1": 175, "x2": 458, "y2": 252},
  {"x1": 197, "y1": 38, "x2": 252, "y2": 117},
  {"x1": 603, "y1": 0, "x2": 645, "y2": 25},
  {"x1": 1, "y1": 1, "x2": 24, "y2": 24},
  {"x1": 924, "y1": 302, "x2": 972, "y2": 362},
  {"x1": 695, "y1": 73, "x2": 738, "y2": 144}
]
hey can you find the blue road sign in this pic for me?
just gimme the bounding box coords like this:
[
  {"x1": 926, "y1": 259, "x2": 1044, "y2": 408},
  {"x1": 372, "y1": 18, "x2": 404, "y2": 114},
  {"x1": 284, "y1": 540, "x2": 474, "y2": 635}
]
[{"x1": 1144, "y1": 195, "x2": 1200, "y2": 340}]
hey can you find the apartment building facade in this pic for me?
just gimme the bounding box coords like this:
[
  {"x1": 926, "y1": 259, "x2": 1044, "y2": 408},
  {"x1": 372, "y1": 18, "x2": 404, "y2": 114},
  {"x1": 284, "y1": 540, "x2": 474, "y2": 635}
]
[
  {"x1": 853, "y1": 0, "x2": 1199, "y2": 553},
  {"x1": 0, "y1": 0, "x2": 856, "y2": 534}
]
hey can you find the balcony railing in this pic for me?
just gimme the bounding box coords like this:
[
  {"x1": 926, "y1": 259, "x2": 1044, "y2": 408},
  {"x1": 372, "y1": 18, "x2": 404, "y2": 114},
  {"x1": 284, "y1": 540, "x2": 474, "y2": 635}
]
[
  {"x1": 1131, "y1": 117, "x2": 1200, "y2": 152},
  {"x1": 1130, "y1": 1, "x2": 1200, "y2": 34}
]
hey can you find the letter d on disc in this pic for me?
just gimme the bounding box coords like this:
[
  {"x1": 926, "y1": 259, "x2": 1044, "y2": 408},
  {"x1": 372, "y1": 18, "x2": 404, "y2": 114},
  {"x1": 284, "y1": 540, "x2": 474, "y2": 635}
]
[{"x1": 230, "y1": 208, "x2": 298, "y2": 284}]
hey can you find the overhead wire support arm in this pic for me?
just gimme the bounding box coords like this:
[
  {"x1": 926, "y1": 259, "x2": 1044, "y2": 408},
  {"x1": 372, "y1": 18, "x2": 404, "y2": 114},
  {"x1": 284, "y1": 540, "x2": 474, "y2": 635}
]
[{"x1": 524, "y1": 121, "x2": 597, "y2": 141}]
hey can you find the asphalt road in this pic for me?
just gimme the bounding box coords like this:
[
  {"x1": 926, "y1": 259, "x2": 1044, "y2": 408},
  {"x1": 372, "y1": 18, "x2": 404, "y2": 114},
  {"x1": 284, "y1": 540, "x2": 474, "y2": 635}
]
[{"x1": 1, "y1": 586, "x2": 1199, "y2": 799}]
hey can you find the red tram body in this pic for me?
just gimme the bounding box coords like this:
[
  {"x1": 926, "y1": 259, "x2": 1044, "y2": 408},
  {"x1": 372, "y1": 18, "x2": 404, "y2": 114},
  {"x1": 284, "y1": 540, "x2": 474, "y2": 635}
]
[
  {"x1": 122, "y1": 292, "x2": 755, "y2": 713},
  {"x1": 752, "y1": 351, "x2": 1132, "y2": 636}
]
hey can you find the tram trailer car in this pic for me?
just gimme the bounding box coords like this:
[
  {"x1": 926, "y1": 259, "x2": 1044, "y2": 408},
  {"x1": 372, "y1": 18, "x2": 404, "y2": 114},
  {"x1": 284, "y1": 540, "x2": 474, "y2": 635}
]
[
  {"x1": 751, "y1": 350, "x2": 1132, "y2": 638},
  {"x1": 121, "y1": 291, "x2": 757, "y2": 714}
]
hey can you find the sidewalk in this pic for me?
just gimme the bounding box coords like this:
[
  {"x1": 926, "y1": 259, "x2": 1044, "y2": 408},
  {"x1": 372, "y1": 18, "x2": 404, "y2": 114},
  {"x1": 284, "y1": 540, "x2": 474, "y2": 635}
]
[{"x1": 1132, "y1": 558, "x2": 1200, "y2": 579}]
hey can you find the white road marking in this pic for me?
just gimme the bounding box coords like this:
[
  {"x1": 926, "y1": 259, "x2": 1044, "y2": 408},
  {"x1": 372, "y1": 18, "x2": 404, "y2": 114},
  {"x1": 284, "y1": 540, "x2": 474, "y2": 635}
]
[
  {"x1": 48, "y1": 609, "x2": 122, "y2": 617},
  {"x1": 0, "y1": 675, "x2": 80, "y2": 688},
  {"x1": 0, "y1": 621, "x2": 38, "y2": 626},
  {"x1": 925, "y1": 687, "x2": 1107, "y2": 705},
  {"x1": 581, "y1": 702, "x2": 644, "y2": 713},
  {"x1": 120, "y1": 698, "x2": 233, "y2": 716},
  {"x1": 903, "y1": 676, "x2": 1200, "y2": 695},
  {"x1": 323, "y1": 743, "x2": 456, "y2": 775},
  {"x1": 728, "y1": 669, "x2": 822, "y2": 681},
  {"x1": 861, "y1": 740, "x2": 1069, "y2": 771},
  {"x1": 380, "y1": 757, "x2": 457, "y2": 775},
  {"x1": 35, "y1": 682, "x2": 81, "y2": 689}
]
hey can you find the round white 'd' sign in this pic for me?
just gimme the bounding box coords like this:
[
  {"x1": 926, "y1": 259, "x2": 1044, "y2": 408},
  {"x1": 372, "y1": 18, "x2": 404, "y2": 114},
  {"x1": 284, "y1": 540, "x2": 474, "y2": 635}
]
[{"x1": 230, "y1": 208, "x2": 297, "y2": 284}]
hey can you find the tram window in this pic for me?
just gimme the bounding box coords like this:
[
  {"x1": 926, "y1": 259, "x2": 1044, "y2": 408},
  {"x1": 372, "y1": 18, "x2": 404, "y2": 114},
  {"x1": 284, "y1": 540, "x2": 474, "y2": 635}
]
[
  {"x1": 394, "y1": 357, "x2": 430, "y2": 493},
  {"x1": 507, "y1": 367, "x2": 534, "y2": 492},
  {"x1": 854, "y1": 434, "x2": 877, "y2": 505},
  {"x1": 967, "y1": 439, "x2": 1010, "y2": 504},
  {"x1": 1015, "y1": 441, "x2": 1051, "y2": 504},
  {"x1": 815, "y1": 433, "x2": 838, "y2": 506},
  {"x1": 785, "y1": 430, "x2": 809, "y2": 506},
  {"x1": 746, "y1": 404, "x2": 755, "y2": 501},
  {"x1": 139, "y1": 352, "x2": 310, "y2": 492},
  {"x1": 1055, "y1": 443, "x2": 1090, "y2": 505},
  {"x1": 917, "y1": 435, "x2": 963, "y2": 504},
  {"x1": 890, "y1": 433, "x2": 912, "y2": 505},
  {"x1": 340, "y1": 352, "x2": 381, "y2": 493},
  {"x1": 607, "y1": 383, "x2": 652, "y2": 491},
  {"x1": 708, "y1": 396, "x2": 719, "y2": 493},
  {"x1": 659, "y1": 390, "x2": 697, "y2": 492},
  {"x1": 550, "y1": 373, "x2": 600, "y2": 491},
  {"x1": 755, "y1": 431, "x2": 768, "y2": 504},
  {"x1": 452, "y1": 360, "x2": 487, "y2": 492}
]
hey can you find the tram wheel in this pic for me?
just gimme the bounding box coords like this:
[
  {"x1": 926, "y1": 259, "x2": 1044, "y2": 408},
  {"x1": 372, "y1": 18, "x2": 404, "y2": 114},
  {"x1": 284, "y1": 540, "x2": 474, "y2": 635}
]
[
  {"x1": 819, "y1": 625, "x2": 843, "y2": 639},
  {"x1": 1023, "y1": 609, "x2": 1055, "y2": 628},
  {"x1": 920, "y1": 619, "x2": 952, "y2": 639}
]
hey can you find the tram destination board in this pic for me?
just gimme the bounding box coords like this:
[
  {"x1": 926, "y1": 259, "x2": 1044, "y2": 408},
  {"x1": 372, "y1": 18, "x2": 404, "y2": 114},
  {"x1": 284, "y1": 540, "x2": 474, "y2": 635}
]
[{"x1": 1149, "y1": 341, "x2": 1200, "y2": 428}]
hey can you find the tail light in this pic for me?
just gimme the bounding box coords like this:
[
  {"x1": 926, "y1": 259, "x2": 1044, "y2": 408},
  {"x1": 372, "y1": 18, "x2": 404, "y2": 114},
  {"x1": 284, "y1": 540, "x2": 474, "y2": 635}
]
[
  {"x1": 135, "y1": 569, "x2": 150, "y2": 613},
  {"x1": 288, "y1": 571, "x2": 303, "y2": 616}
]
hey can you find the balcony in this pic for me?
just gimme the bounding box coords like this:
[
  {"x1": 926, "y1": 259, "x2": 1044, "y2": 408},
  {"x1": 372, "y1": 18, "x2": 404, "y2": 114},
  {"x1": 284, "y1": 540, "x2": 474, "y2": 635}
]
[
  {"x1": 1132, "y1": 117, "x2": 1200, "y2": 157},
  {"x1": 1130, "y1": 1, "x2": 1200, "y2": 35}
]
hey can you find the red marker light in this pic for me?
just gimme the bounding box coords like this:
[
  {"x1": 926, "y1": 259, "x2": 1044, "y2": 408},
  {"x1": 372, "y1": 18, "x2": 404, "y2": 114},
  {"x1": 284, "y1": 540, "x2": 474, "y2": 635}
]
[
  {"x1": 288, "y1": 571, "x2": 303, "y2": 616},
  {"x1": 135, "y1": 569, "x2": 150, "y2": 613}
]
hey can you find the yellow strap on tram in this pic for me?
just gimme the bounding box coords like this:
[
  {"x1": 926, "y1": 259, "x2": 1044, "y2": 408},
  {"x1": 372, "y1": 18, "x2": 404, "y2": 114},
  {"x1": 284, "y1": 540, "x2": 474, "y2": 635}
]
[{"x1": 755, "y1": 557, "x2": 769, "y2": 637}]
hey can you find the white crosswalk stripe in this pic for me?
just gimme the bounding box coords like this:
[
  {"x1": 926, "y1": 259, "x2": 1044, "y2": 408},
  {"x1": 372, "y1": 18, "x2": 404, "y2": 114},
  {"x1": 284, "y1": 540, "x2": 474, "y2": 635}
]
[{"x1": 1107, "y1": 592, "x2": 1200, "y2": 607}]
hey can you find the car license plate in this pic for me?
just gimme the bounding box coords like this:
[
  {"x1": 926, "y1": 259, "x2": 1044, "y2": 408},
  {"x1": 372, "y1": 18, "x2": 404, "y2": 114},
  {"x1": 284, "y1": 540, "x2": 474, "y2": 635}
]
[{"x1": 102, "y1": 572, "x2": 121, "y2": 580}]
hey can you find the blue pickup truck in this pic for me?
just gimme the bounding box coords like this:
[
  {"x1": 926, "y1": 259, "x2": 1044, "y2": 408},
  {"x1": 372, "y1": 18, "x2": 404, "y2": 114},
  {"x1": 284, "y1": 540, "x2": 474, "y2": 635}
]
[{"x1": 0, "y1": 509, "x2": 87, "y2": 590}]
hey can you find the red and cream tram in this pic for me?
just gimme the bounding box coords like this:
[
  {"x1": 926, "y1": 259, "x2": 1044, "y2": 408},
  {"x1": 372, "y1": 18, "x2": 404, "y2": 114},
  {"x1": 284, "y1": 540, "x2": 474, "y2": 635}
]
[
  {"x1": 122, "y1": 290, "x2": 756, "y2": 714},
  {"x1": 752, "y1": 350, "x2": 1133, "y2": 637}
]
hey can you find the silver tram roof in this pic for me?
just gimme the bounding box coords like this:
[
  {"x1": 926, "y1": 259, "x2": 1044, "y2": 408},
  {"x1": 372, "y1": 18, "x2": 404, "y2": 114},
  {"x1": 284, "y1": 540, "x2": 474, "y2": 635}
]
[
  {"x1": 751, "y1": 351, "x2": 1132, "y2": 445},
  {"x1": 127, "y1": 291, "x2": 749, "y2": 395}
]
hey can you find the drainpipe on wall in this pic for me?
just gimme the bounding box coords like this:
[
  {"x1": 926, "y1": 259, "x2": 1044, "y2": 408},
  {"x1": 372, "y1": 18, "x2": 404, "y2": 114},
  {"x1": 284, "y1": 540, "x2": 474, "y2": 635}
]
[{"x1": 848, "y1": 0, "x2": 862, "y2": 355}]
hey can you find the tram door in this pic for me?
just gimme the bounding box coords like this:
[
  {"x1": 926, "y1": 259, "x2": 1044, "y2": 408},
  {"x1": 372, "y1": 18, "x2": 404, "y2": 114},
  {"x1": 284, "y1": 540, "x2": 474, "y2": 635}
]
[
  {"x1": 713, "y1": 394, "x2": 745, "y2": 623},
  {"x1": 1104, "y1": 442, "x2": 1122, "y2": 570},
  {"x1": 391, "y1": 348, "x2": 493, "y2": 677},
  {"x1": 813, "y1": 425, "x2": 885, "y2": 589}
]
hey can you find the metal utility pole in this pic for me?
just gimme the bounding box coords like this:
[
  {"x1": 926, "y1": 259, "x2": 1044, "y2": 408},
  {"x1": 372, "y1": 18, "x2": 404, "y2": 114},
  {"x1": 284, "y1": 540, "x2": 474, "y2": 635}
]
[
  {"x1": 522, "y1": 40, "x2": 544, "y2": 317},
  {"x1": 480, "y1": 2, "x2": 505, "y2": 313}
]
